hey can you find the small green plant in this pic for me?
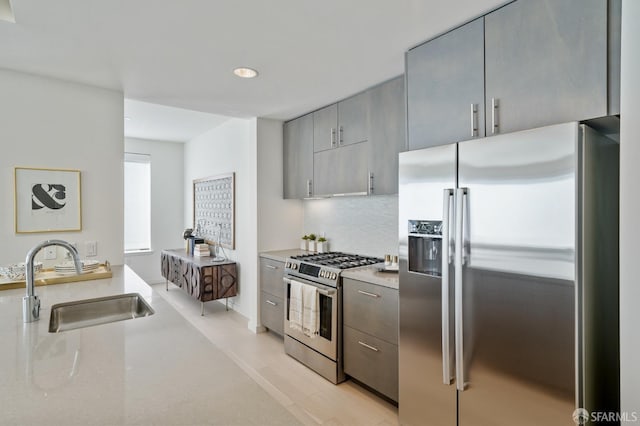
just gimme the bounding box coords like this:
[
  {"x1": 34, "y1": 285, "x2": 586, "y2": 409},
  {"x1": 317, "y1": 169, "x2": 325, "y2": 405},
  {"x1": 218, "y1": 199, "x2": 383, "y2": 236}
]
[
  {"x1": 302, "y1": 235, "x2": 310, "y2": 240},
  {"x1": 318, "y1": 236, "x2": 327, "y2": 242},
  {"x1": 308, "y1": 234, "x2": 317, "y2": 241}
]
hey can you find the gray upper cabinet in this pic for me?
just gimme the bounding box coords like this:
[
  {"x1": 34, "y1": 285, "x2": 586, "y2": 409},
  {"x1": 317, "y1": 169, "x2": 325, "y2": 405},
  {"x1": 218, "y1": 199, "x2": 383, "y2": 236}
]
[
  {"x1": 313, "y1": 142, "x2": 369, "y2": 196},
  {"x1": 313, "y1": 104, "x2": 338, "y2": 153},
  {"x1": 314, "y1": 92, "x2": 369, "y2": 153},
  {"x1": 407, "y1": 18, "x2": 485, "y2": 150},
  {"x1": 283, "y1": 113, "x2": 314, "y2": 199},
  {"x1": 368, "y1": 76, "x2": 406, "y2": 195},
  {"x1": 338, "y1": 91, "x2": 369, "y2": 147},
  {"x1": 484, "y1": 0, "x2": 608, "y2": 135},
  {"x1": 286, "y1": 75, "x2": 405, "y2": 198}
]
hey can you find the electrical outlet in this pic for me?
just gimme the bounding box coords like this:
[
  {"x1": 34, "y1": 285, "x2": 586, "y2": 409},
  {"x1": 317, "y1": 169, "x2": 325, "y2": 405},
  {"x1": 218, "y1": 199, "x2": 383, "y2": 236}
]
[
  {"x1": 86, "y1": 241, "x2": 97, "y2": 257},
  {"x1": 44, "y1": 246, "x2": 57, "y2": 260}
]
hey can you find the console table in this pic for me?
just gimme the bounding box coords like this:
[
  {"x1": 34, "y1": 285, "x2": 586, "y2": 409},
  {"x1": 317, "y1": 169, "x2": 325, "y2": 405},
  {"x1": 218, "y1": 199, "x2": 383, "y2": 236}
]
[{"x1": 160, "y1": 249, "x2": 238, "y2": 315}]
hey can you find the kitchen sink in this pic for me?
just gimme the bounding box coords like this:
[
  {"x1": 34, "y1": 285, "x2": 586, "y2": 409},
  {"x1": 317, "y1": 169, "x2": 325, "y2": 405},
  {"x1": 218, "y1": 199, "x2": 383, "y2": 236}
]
[{"x1": 48, "y1": 293, "x2": 155, "y2": 333}]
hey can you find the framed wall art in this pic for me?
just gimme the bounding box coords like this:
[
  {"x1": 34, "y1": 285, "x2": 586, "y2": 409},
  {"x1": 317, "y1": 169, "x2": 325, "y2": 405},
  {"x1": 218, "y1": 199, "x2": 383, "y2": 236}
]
[
  {"x1": 14, "y1": 167, "x2": 82, "y2": 233},
  {"x1": 193, "y1": 172, "x2": 235, "y2": 249}
]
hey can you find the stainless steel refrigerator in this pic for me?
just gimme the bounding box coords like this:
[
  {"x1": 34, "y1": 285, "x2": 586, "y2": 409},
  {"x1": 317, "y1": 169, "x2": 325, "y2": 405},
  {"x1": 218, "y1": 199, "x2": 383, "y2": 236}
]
[{"x1": 398, "y1": 122, "x2": 619, "y2": 426}]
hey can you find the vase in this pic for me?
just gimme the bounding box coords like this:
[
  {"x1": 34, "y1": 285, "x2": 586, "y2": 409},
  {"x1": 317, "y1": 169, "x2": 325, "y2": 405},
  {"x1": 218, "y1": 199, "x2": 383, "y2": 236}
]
[
  {"x1": 309, "y1": 241, "x2": 317, "y2": 252},
  {"x1": 300, "y1": 240, "x2": 308, "y2": 251},
  {"x1": 317, "y1": 241, "x2": 328, "y2": 253}
]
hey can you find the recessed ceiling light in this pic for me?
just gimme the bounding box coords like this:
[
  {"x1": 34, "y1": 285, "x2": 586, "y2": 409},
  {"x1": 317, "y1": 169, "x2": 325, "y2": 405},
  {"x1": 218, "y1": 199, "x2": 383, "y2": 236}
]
[{"x1": 233, "y1": 67, "x2": 259, "y2": 79}]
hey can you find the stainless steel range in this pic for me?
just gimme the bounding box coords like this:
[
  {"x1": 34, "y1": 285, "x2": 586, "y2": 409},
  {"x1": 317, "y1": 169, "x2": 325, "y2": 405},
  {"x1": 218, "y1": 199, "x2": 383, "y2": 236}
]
[{"x1": 283, "y1": 252, "x2": 383, "y2": 384}]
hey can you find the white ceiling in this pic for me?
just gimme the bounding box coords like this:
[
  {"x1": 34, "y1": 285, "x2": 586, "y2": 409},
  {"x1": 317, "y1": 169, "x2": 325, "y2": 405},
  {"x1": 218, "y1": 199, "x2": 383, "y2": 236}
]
[
  {"x1": 0, "y1": 0, "x2": 506, "y2": 124},
  {"x1": 124, "y1": 99, "x2": 230, "y2": 142}
]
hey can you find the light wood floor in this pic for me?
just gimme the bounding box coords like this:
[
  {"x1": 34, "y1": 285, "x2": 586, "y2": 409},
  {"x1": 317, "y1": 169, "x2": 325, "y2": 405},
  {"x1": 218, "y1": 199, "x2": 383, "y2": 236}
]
[{"x1": 153, "y1": 283, "x2": 399, "y2": 426}]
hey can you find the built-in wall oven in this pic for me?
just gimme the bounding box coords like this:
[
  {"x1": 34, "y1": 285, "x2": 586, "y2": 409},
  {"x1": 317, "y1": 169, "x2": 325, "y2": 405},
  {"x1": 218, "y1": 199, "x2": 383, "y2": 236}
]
[{"x1": 283, "y1": 252, "x2": 382, "y2": 384}]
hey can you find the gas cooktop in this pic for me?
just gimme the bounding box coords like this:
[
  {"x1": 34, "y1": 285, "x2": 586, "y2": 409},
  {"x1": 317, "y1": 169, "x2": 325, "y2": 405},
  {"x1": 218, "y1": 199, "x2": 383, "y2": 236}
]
[{"x1": 290, "y1": 252, "x2": 383, "y2": 269}]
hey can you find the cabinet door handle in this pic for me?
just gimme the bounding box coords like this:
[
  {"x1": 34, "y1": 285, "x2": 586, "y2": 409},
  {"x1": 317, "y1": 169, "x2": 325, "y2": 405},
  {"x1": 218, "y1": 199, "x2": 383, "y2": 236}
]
[
  {"x1": 339, "y1": 126, "x2": 344, "y2": 146},
  {"x1": 306, "y1": 179, "x2": 312, "y2": 197},
  {"x1": 358, "y1": 341, "x2": 380, "y2": 352},
  {"x1": 470, "y1": 103, "x2": 478, "y2": 137},
  {"x1": 491, "y1": 98, "x2": 499, "y2": 135},
  {"x1": 265, "y1": 300, "x2": 277, "y2": 306},
  {"x1": 367, "y1": 172, "x2": 374, "y2": 195},
  {"x1": 358, "y1": 290, "x2": 380, "y2": 298},
  {"x1": 331, "y1": 128, "x2": 336, "y2": 147},
  {"x1": 265, "y1": 265, "x2": 278, "y2": 270}
]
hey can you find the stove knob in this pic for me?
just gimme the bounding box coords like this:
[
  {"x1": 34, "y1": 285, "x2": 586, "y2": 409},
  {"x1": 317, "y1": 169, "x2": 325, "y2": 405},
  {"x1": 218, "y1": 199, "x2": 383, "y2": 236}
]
[
  {"x1": 331, "y1": 272, "x2": 337, "y2": 280},
  {"x1": 320, "y1": 271, "x2": 326, "y2": 278},
  {"x1": 285, "y1": 262, "x2": 290, "y2": 268},
  {"x1": 292, "y1": 264, "x2": 298, "y2": 270}
]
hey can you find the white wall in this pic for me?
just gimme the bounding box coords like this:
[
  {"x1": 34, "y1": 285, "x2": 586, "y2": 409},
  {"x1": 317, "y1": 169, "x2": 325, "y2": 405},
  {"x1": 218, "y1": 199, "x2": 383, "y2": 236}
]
[
  {"x1": 124, "y1": 137, "x2": 184, "y2": 284},
  {"x1": 0, "y1": 69, "x2": 124, "y2": 267},
  {"x1": 303, "y1": 195, "x2": 398, "y2": 258},
  {"x1": 620, "y1": 0, "x2": 640, "y2": 419},
  {"x1": 184, "y1": 118, "x2": 259, "y2": 328},
  {"x1": 257, "y1": 118, "x2": 304, "y2": 252},
  {"x1": 184, "y1": 118, "x2": 304, "y2": 331}
]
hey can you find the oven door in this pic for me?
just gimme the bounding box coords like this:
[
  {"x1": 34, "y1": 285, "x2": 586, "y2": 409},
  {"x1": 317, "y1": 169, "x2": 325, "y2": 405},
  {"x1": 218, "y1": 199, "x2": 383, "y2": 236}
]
[{"x1": 283, "y1": 275, "x2": 339, "y2": 361}]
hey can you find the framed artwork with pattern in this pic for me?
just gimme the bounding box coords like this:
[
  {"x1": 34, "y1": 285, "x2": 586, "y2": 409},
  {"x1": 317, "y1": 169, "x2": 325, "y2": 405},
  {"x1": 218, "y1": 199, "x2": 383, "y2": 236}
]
[
  {"x1": 14, "y1": 167, "x2": 82, "y2": 233},
  {"x1": 193, "y1": 172, "x2": 235, "y2": 249}
]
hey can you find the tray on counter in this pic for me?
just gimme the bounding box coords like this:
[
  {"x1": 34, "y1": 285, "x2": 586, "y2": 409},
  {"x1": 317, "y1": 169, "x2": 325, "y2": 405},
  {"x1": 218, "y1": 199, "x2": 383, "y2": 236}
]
[
  {"x1": 0, "y1": 262, "x2": 112, "y2": 291},
  {"x1": 377, "y1": 265, "x2": 399, "y2": 273}
]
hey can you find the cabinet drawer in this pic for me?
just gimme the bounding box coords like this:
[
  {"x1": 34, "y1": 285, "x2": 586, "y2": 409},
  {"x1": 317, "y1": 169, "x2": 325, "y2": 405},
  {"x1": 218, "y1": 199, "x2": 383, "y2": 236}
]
[
  {"x1": 344, "y1": 326, "x2": 398, "y2": 401},
  {"x1": 343, "y1": 278, "x2": 398, "y2": 344},
  {"x1": 260, "y1": 258, "x2": 284, "y2": 297},
  {"x1": 260, "y1": 292, "x2": 284, "y2": 336}
]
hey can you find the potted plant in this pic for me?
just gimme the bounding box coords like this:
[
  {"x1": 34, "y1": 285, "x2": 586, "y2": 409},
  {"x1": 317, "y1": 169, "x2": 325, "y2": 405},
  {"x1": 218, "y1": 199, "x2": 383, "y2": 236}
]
[
  {"x1": 317, "y1": 236, "x2": 328, "y2": 253},
  {"x1": 300, "y1": 235, "x2": 310, "y2": 251},
  {"x1": 308, "y1": 234, "x2": 317, "y2": 252}
]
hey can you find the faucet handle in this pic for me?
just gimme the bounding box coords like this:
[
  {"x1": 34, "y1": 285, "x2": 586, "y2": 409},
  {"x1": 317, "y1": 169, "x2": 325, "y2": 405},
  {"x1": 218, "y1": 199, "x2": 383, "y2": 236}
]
[{"x1": 23, "y1": 295, "x2": 40, "y2": 323}]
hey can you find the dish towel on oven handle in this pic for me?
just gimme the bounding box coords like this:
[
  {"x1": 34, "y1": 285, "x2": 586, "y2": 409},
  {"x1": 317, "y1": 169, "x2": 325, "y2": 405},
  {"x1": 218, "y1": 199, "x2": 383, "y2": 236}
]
[{"x1": 288, "y1": 279, "x2": 320, "y2": 338}]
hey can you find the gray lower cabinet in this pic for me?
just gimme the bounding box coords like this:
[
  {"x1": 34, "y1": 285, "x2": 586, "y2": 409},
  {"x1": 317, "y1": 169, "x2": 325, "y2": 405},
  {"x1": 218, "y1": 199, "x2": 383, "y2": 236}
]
[
  {"x1": 284, "y1": 113, "x2": 314, "y2": 199},
  {"x1": 313, "y1": 141, "x2": 369, "y2": 196},
  {"x1": 259, "y1": 257, "x2": 285, "y2": 336},
  {"x1": 407, "y1": 18, "x2": 485, "y2": 150},
  {"x1": 368, "y1": 76, "x2": 406, "y2": 195},
  {"x1": 343, "y1": 277, "x2": 399, "y2": 401},
  {"x1": 484, "y1": 0, "x2": 611, "y2": 135}
]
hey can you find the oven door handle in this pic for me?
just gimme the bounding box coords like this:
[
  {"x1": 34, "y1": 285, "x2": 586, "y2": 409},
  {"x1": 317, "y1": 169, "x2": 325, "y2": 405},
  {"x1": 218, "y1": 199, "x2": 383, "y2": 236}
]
[{"x1": 283, "y1": 276, "x2": 336, "y2": 296}]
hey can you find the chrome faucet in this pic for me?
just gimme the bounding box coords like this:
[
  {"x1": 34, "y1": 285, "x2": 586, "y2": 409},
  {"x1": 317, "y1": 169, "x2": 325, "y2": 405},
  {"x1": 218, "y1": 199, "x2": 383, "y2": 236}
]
[{"x1": 23, "y1": 240, "x2": 82, "y2": 323}]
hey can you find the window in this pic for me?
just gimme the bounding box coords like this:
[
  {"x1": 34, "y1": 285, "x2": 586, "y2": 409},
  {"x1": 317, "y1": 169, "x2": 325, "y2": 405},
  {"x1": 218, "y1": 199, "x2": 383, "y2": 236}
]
[{"x1": 124, "y1": 152, "x2": 151, "y2": 252}]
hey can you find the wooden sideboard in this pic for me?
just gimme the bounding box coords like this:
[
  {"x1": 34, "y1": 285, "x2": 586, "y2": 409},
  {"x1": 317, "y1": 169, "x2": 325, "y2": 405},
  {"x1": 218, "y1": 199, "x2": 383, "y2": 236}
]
[{"x1": 161, "y1": 249, "x2": 237, "y2": 315}]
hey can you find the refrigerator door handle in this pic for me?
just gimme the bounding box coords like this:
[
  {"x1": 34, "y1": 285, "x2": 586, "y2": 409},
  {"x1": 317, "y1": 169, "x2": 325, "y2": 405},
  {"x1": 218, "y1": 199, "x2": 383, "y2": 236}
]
[
  {"x1": 442, "y1": 189, "x2": 454, "y2": 385},
  {"x1": 455, "y1": 188, "x2": 468, "y2": 391}
]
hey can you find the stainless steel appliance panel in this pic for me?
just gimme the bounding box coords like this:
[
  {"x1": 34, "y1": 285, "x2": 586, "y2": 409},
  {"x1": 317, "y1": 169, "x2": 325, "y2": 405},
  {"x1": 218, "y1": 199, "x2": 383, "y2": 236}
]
[
  {"x1": 399, "y1": 144, "x2": 457, "y2": 426},
  {"x1": 578, "y1": 125, "x2": 620, "y2": 416},
  {"x1": 456, "y1": 123, "x2": 578, "y2": 425},
  {"x1": 458, "y1": 122, "x2": 578, "y2": 281},
  {"x1": 284, "y1": 276, "x2": 338, "y2": 360}
]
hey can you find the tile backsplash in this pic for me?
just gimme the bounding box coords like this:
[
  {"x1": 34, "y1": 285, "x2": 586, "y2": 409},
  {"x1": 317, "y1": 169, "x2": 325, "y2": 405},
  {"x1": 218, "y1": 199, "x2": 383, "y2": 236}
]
[{"x1": 303, "y1": 194, "x2": 398, "y2": 257}]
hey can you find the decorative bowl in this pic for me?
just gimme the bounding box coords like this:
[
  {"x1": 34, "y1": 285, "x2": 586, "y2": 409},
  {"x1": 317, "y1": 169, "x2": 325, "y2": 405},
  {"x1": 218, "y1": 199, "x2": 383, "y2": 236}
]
[{"x1": 0, "y1": 262, "x2": 43, "y2": 280}]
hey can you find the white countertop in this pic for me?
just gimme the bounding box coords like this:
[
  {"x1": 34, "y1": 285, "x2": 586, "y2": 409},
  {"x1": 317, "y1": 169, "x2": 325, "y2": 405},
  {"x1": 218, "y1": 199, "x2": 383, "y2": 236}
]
[
  {"x1": 259, "y1": 249, "x2": 311, "y2": 263},
  {"x1": 341, "y1": 264, "x2": 399, "y2": 290},
  {"x1": 0, "y1": 266, "x2": 299, "y2": 426}
]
